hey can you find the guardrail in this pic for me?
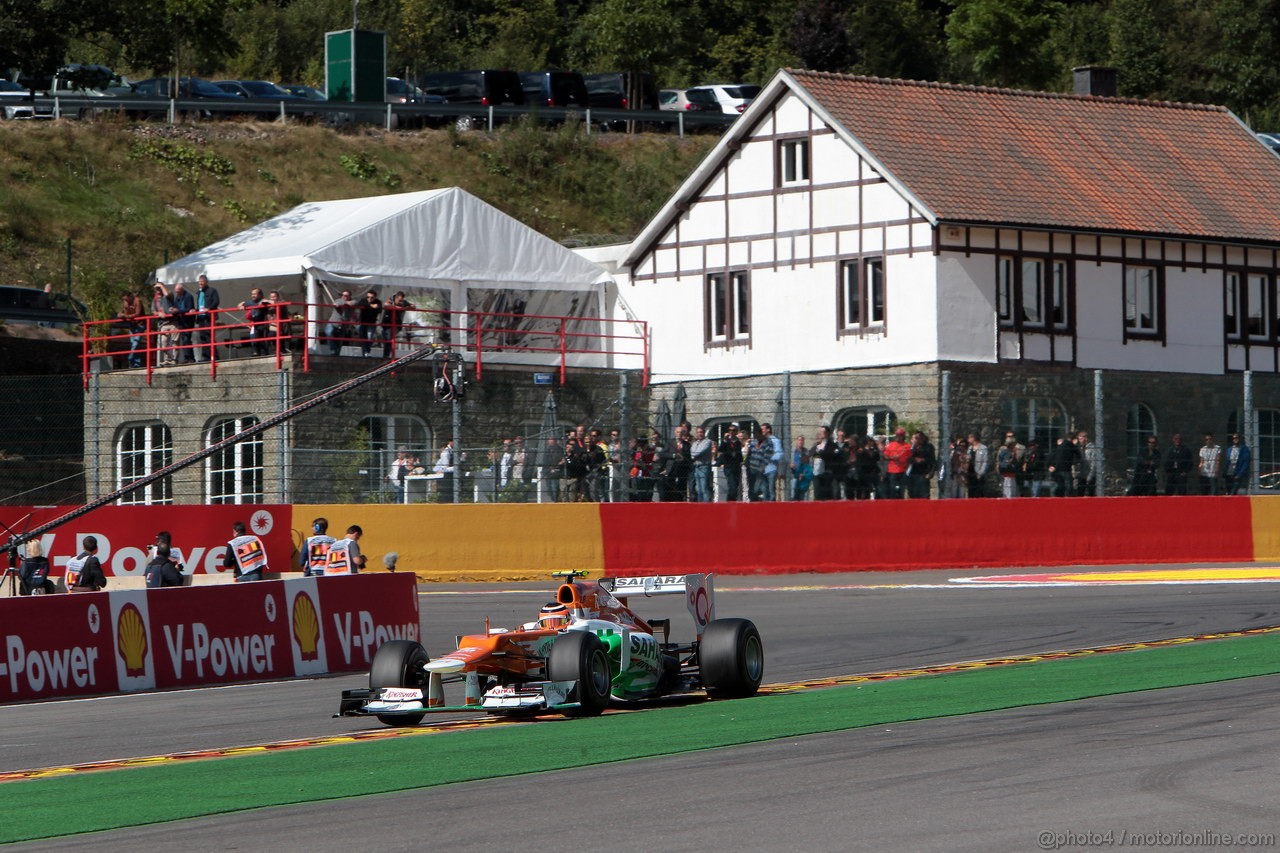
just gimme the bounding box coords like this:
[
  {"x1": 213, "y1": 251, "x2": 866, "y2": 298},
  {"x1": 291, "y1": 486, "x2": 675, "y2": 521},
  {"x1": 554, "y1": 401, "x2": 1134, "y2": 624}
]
[
  {"x1": 82, "y1": 301, "x2": 650, "y2": 386},
  {"x1": 6, "y1": 95, "x2": 739, "y2": 136}
]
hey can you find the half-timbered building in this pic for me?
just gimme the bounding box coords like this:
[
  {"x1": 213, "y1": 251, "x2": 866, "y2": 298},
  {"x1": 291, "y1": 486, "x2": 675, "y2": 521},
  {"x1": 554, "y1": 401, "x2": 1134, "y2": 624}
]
[{"x1": 613, "y1": 69, "x2": 1280, "y2": 488}]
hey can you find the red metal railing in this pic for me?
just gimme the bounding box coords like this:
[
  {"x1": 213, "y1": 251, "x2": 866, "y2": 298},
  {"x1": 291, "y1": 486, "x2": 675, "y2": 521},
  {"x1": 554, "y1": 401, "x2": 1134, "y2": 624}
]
[{"x1": 82, "y1": 302, "x2": 649, "y2": 388}]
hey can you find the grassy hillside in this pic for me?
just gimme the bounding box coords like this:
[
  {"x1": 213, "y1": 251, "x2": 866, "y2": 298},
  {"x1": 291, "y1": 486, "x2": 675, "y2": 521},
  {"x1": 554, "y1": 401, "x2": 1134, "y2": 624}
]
[{"x1": 0, "y1": 118, "x2": 715, "y2": 319}]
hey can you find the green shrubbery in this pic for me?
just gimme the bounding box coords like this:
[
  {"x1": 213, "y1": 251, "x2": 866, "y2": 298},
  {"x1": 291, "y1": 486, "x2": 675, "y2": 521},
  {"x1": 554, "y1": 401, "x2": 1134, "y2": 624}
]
[{"x1": 0, "y1": 121, "x2": 714, "y2": 315}]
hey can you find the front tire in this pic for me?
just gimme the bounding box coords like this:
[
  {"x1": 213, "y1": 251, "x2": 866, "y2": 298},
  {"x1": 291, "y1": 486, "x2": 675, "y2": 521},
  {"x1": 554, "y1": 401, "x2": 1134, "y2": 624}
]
[
  {"x1": 700, "y1": 618, "x2": 764, "y2": 698},
  {"x1": 370, "y1": 639, "x2": 428, "y2": 726},
  {"x1": 547, "y1": 631, "x2": 611, "y2": 717}
]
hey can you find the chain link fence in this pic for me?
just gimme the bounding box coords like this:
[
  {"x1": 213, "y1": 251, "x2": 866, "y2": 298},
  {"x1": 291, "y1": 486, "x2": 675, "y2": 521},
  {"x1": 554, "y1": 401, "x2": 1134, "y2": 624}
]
[{"x1": 3, "y1": 364, "x2": 1279, "y2": 505}]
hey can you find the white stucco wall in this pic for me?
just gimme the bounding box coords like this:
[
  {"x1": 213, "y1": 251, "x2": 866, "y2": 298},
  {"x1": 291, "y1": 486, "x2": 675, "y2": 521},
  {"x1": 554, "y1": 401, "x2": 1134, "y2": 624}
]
[
  {"x1": 936, "y1": 254, "x2": 998, "y2": 363},
  {"x1": 623, "y1": 82, "x2": 1279, "y2": 382},
  {"x1": 1075, "y1": 262, "x2": 1223, "y2": 373}
]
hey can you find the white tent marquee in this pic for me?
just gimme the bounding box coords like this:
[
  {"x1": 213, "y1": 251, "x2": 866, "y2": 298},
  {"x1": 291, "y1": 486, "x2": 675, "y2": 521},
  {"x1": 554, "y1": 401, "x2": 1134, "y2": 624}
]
[{"x1": 155, "y1": 187, "x2": 618, "y2": 364}]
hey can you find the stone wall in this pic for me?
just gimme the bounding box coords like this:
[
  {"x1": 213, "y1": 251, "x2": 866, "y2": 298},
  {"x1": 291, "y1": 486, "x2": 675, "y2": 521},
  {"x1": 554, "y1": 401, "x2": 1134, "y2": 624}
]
[
  {"x1": 648, "y1": 361, "x2": 1280, "y2": 495},
  {"x1": 85, "y1": 354, "x2": 649, "y2": 505}
]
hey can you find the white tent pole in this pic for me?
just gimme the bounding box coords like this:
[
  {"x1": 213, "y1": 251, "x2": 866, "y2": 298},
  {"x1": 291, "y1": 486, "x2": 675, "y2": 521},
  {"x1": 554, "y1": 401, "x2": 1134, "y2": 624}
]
[
  {"x1": 454, "y1": 281, "x2": 466, "y2": 351},
  {"x1": 305, "y1": 271, "x2": 321, "y2": 354}
]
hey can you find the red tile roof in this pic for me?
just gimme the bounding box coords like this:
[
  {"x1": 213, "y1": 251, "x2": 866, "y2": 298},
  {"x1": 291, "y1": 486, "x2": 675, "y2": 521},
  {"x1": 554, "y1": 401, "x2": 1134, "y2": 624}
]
[{"x1": 789, "y1": 70, "x2": 1280, "y2": 244}]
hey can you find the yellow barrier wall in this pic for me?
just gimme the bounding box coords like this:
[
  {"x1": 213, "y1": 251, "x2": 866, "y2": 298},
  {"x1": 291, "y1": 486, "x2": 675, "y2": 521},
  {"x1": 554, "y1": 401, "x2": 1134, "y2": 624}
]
[
  {"x1": 292, "y1": 504, "x2": 604, "y2": 582},
  {"x1": 1250, "y1": 495, "x2": 1280, "y2": 561}
]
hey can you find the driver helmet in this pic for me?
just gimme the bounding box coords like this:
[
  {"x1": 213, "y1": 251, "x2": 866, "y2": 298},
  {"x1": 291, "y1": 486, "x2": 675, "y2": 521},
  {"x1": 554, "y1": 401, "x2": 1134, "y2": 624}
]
[{"x1": 538, "y1": 602, "x2": 569, "y2": 629}]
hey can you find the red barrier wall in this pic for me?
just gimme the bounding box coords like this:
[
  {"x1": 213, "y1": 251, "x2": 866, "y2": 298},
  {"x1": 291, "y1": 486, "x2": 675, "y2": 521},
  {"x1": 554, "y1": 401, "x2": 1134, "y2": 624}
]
[
  {"x1": 2, "y1": 504, "x2": 293, "y2": 577},
  {"x1": 0, "y1": 593, "x2": 118, "y2": 701},
  {"x1": 0, "y1": 573, "x2": 419, "y2": 703},
  {"x1": 599, "y1": 497, "x2": 1256, "y2": 574}
]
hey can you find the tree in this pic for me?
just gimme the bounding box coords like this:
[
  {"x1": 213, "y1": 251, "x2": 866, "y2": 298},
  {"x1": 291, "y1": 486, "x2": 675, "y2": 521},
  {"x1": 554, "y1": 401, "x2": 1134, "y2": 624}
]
[
  {"x1": 396, "y1": 0, "x2": 486, "y2": 71},
  {"x1": 0, "y1": 0, "x2": 116, "y2": 83},
  {"x1": 579, "y1": 0, "x2": 684, "y2": 74},
  {"x1": 1038, "y1": 0, "x2": 1109, "y2": 90},
  {"x1": 1191, "y1": 0, "x2": 1280, "y2": 124},
  {"x1": 789, "y1": 0, "x2": 851, "y2": 72},
  {"x1": 850, "y1": 0, "x2": 947, "y2": 81},
  {"x1": 1106, "y1": 0, "x2": 1172, "y2": 98},
  {"x1": 114, "y1": 0, "x2": 241, "y2": 77},
  {"x1": 945, "y1": 0, "x2": 1062, "y2": 88}
]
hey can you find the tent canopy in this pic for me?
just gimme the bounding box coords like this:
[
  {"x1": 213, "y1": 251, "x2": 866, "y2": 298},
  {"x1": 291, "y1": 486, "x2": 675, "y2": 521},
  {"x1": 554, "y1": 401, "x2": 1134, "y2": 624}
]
[{"x1": 155, "y1": 187, "x2": 611, "y2": 291}]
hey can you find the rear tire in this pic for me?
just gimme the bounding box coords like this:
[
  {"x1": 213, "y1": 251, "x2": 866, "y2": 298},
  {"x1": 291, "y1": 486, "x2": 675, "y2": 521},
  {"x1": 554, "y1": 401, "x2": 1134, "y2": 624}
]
[
  {"x1": 700, "y1": 618, "x2": 764, "y2": 698},
  {"x1": 547, "y1": 631, "x2": 611, "y2": 717},
  {"x1": 370, "y1": 639, "x2": 428, "y2": 726}
]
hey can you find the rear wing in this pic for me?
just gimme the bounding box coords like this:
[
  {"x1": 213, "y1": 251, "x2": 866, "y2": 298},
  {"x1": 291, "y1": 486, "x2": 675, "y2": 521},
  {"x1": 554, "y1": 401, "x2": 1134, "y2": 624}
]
[{"x1": 602, "y1": 573, "x2": 715, "y2": 636}]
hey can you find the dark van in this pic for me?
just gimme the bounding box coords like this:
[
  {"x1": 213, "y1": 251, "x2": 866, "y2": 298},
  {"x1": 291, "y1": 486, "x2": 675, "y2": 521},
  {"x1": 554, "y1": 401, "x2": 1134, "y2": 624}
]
[
  {"x1": 420, "y1": 70, "x2": 524, "y2": 130},
  {"x1": 582, "y1": 72, "x2": 659, "y2": 111},
  {"x1": 583, "y1": 72, "x2": 659, "y2": 130},
  {"x1": 518, "y1": 71, "x2": 589, "y2": 109}
]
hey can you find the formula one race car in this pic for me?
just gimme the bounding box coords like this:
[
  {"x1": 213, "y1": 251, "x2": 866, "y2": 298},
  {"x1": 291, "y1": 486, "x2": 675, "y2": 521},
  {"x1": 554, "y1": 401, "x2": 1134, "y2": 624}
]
[{"x1": 338, "y1": 572, "x2": 763, "y2": 725}]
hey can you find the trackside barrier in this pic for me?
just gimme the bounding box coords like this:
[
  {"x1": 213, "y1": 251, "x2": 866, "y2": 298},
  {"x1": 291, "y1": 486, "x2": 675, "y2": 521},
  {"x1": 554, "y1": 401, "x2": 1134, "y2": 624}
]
[
  {"x1": 291, "y1": 502, "x2": 604, "y2": 581},
  {"x1": 597, "y1": 497, "x2": 1256, "y2": 574},
  {"x1": 0, "y1": 573, "x2": 418, "y2": 703},
  {"x1": 293, "y1": 497, "x2": 1269, "y2": 582},
  {"x1": 0, "y1": 504, "x2": 293, "y2": 580}
]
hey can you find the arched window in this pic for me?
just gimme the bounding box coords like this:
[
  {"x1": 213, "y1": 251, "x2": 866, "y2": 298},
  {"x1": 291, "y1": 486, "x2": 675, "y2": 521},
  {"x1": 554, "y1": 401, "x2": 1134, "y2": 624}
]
[
  {"x1": 359, "y1": 415, "x2": 431, "y2": 492},
  {"x1": 834, "y1": 407, "x2": 897, "y2": 440},
  {"x1": 116, "y1": 423, "x2": 173, "y2": 505},
  {"x1": 703, "y1": 418, "x2": 759, "y2": 444},
  {"x1": 1126, "y1": 403, "x2": 1157, "y2": 468},
  {"x1": 1004, "y1": 398, "x2": 1068, "y2": 448},
  {"x1": 205, "y1": 416, "x2": 264, "y2": 504}
]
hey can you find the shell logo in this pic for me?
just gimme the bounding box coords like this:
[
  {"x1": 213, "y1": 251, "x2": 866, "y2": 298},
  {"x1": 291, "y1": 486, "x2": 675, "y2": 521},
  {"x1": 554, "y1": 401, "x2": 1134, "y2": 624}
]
[
  {"x1": 116, "y1": 603, "x2": 149, "y2": 677},
  {"x1": 292, "y1": 592, "x2": 321, "y2": 661}
]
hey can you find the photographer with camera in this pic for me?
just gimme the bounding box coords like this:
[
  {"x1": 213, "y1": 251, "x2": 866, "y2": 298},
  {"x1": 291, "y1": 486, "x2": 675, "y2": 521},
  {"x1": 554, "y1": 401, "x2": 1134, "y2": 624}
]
[
  {"x1": 144, "y1": 531, "x2": 185, "y2": 588},
  {"x1": 144, "y1": 544, "x2": 184, "y2": 588},
  {"x1": 18, "y1": 541, "x2": 55, "y2": 595},
  {"x1": 323, "y1": 525, "x2": 366, "y2": 575}
]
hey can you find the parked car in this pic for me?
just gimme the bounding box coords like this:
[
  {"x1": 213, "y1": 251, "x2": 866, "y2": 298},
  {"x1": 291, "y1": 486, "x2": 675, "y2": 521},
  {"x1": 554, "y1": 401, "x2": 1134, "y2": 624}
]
[
  {"x1": 4, "y1": 65, "x2": 116, "y2": 119},
  {"x1": 420, "y1": 70, "x2": 525, "y2": 131},
  {"x1": 282, "y1": 84, "x2": 326, "y2": 101},
  {"x1": 0, "y1": 79, "x2": 54, "y2": 120},
  {"x1": 127, "y1": 77, "x2": 243, "y2": 119},
  {"x1": 659, "y1": 87, "x2": 720, "y2": 112},
  {"x1": 213, "y1": 80, "x2": 308, "y2": 102},
  {"x1": 583, "y1": 72, "x2": 659, "y2": 130},
  {"x1": 688, "y1": 83, "x2": 761, "y2": 115},
  {"x1": 583, "y1": 72, "x2": 658, "y2": 110},
  {"x1": 132, "y1": 77, "x2": 239, "y2": 100},
  {"x1": 519, "y1": 71, "x2": 590, "y2": 110},
  {"x1": 51, "y1": 63, "x2": 115, "y2": 94},
  {"x1": 385, "y1": 77, "x2": 447, "y2": 127},
  {"x1": 385, "y1": 76, "x2": 423, "y2": 104},
  {"x1": 1257, "y1": 133, "x2": 1280, "y2": 154},
  {"x1": 0, "y1": 286, "x2": 86, "y2": 327}
]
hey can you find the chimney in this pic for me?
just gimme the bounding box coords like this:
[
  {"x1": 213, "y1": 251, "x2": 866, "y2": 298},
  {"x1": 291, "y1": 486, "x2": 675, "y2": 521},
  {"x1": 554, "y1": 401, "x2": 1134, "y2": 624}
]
[{"x1": 1073, "y1": 66, "x2": 1117, "y2": 97}]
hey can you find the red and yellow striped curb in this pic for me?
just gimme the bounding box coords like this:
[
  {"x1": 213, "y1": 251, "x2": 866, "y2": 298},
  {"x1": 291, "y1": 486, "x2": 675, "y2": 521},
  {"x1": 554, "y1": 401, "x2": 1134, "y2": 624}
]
[{"x1": 5, "y1": 622, "x2": 1278, "y2": 784}]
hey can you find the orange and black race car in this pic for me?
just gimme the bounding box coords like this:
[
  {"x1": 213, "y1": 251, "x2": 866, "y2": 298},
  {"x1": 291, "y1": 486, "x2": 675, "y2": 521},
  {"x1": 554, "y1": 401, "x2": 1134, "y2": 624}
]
[{"x1": 337, "y1": 571, "x2": 763, "y2": 725}]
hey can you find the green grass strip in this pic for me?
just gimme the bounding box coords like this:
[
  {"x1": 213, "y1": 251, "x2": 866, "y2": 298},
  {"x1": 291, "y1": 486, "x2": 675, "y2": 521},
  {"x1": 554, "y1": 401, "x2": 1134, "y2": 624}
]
[{"x1": 3, "y1": 631, "x2": 1280, "y2": 843}]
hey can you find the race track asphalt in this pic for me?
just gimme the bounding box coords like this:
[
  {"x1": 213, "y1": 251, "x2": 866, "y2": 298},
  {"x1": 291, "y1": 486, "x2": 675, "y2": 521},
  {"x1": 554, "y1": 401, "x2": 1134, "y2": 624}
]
[
  {"x1": 32, "y1": 676, "x2": 1279, "y2": 852},
  {"x1": 3, "y1": 566, "x2": 1279, "y2": 849}
]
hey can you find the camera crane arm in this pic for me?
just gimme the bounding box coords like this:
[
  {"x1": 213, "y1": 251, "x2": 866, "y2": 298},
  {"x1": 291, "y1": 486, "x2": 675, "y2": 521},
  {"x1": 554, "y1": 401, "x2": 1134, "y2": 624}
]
[{"x1": 4, "y1": 344, "x2": 454, "y2": 557}]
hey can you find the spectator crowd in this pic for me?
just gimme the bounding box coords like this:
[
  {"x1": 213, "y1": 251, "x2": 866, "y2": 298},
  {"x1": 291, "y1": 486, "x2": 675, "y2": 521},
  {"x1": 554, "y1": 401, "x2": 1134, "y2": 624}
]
[
  {"x1": 110, "y1": 278, "x2": 440, "y2": 367},
  {"x1": 394, "y1": 424, "x2": 1259, "y2": 503}
]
